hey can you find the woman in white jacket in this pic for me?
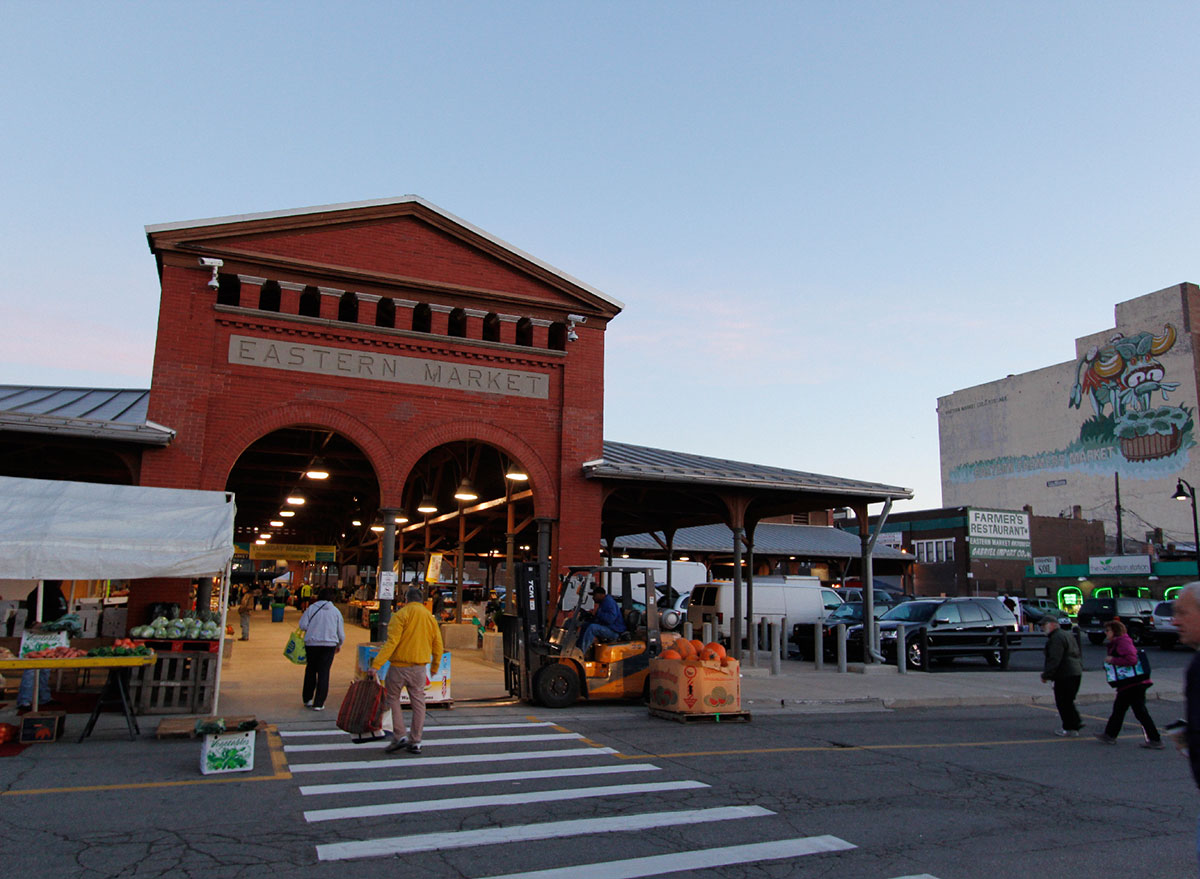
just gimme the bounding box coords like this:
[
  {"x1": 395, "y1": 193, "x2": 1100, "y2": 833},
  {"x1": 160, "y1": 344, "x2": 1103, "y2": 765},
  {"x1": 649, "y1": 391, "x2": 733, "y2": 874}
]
[{"x1": 297, "y1": 587, "x2": 345, "y2": 710}]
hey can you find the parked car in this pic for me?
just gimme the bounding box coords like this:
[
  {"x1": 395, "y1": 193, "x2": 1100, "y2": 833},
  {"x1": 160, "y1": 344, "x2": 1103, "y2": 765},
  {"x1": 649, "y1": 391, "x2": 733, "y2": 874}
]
[
  {"x1": 792, "y1": 601, "x2": 886, "y2": 660},
  {"x1": 1149, "y1": 600, "x2": 1181, "y2": 649},
  {"x1": 1019, "y1": 597, "x2": 1071, "y2": 628},
  {"x1": 837, "y1": 587, "x2": 905, "y2": 607},
  {"x1": 1075, "y1": 596, "x2": 1157, "y2": 646},
  {"x1": 846, "y1": 597, "x2": 1020, "y2": 670}
]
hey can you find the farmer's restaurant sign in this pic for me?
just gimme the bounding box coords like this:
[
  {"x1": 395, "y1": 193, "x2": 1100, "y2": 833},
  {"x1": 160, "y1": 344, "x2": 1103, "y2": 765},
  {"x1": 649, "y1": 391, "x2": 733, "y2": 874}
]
[
  {"x1": 229, "y1": 335, "x2": 549, "y2": 399},
  {"x1": 967, "y1": 508, "x2": 1032, "y2": 561}
]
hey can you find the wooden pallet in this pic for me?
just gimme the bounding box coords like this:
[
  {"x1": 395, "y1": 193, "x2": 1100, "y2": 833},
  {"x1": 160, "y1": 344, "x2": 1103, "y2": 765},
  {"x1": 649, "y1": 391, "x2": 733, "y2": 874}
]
[
  {"x1": 648, "y1": 707, "x2": 751, "y2": 724},
  {"x1": 155, "y1": 715, "x2": 258, "y2": 739}
]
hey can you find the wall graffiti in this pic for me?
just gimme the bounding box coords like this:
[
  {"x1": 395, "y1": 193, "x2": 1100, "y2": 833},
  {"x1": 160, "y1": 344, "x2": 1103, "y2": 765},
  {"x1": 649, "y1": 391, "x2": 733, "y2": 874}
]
[{"x1": 947, "y1": 323, "x2": 1194, "y2": 485}]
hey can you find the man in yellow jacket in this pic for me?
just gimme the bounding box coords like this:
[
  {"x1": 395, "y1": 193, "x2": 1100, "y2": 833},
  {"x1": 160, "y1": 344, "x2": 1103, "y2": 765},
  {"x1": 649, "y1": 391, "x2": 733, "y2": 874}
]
[{"x1": 369, "y1": 585, "x2": 444, "y2": 755}]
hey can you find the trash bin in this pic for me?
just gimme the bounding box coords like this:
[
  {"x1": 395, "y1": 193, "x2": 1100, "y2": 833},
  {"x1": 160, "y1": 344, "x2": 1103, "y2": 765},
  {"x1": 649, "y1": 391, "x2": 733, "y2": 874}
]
[{"x1": 271, "y1": 603, "x2": 286, "y2": 623}]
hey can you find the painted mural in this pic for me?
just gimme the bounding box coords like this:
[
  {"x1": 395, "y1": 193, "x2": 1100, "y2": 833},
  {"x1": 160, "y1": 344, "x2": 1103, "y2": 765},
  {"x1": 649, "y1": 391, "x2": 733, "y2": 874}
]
[{"x1": 947, "y1": 323, "x2": 1194, "y2": 484}]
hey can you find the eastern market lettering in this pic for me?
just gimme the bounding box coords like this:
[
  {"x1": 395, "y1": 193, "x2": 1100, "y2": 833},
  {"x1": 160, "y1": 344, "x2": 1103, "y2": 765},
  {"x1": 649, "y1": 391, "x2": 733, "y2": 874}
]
[{"x1": 228, "y1": 335, "x2": 548, "y2": 399}]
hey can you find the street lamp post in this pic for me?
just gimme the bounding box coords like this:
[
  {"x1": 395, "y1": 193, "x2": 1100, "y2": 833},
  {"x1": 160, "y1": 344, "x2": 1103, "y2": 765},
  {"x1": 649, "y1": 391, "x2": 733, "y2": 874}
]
[{"x1": 1172, "y1": 478, "x2": 1200, "y2": 578}]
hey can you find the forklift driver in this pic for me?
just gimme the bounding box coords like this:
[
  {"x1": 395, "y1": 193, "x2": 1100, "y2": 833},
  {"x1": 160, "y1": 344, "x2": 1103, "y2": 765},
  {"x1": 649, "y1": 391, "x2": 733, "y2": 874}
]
[{"x1": 577, "y1": 585, "x2": 626, "y2": 654}]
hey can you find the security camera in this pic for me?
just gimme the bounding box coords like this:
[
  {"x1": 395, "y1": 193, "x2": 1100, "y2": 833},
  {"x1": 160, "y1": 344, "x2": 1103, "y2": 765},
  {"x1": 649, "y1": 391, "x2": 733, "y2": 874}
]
[
  {"x1": 567, "y1": 314, "x2": 587, "y2": 324},
  {"x1": 199, "y1": 258, "x2": 224, "y2": 268}
]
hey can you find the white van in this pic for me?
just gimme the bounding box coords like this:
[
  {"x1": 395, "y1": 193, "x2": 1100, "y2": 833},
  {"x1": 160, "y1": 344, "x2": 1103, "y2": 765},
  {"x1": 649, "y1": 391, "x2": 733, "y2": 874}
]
[
  {"x1": 603, "y1": 558, "x2": 708, "y2": 600},
  {"x1": 687, "y1": 576, "x2": 844, "y2": 642}
]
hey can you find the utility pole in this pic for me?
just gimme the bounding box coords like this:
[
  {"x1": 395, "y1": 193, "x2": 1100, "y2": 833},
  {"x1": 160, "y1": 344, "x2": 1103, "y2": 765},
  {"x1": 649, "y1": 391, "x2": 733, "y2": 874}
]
[{"x1": 1114, "y1": 472, "x2": 1124, "y2": 554}]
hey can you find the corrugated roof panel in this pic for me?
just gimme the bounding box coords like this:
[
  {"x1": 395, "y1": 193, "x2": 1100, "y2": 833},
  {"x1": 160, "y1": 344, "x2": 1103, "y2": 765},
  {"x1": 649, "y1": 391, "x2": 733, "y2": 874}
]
[
  {"x1": 0, "y1": 385, "x2": 170, "y2": 446},
  {"x1": 591, "y1": 440, "x2": 912, "y2": 498},
  {"x1": 613, "y1": 522, "x2": 911, "y2": 560}
]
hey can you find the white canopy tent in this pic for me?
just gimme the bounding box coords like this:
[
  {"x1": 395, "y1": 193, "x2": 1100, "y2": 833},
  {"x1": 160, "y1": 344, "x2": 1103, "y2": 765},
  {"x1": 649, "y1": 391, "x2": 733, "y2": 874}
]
[{"x1": 0, "y1": 475, "x2": 236, "y2": 712}]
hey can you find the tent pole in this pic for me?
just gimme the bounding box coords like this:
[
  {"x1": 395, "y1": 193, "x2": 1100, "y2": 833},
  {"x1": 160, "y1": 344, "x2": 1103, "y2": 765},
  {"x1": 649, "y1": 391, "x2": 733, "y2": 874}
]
[{"x1": 211, "y1": 561, "x2": 231, "y2": 715}]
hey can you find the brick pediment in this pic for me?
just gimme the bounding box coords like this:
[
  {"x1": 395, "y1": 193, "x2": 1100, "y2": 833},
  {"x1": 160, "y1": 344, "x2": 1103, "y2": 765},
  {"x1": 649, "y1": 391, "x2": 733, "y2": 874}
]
[{"x1": 147, "y1": 196, "x2": 620, "y2": 317}]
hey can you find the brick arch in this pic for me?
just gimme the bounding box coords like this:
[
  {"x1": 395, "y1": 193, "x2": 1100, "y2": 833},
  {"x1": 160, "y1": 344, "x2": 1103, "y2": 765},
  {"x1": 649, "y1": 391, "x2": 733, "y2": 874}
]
[
  {"x1": 394, "y1": 420, "x2": 558, "y2": 520},
  {"x1": 199, "y1": 404, "x2": 397, "y2": 499}
]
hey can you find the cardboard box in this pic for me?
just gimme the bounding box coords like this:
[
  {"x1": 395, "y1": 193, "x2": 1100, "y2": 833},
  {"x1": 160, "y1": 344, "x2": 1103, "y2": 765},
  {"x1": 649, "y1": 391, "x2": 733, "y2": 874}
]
[
  {"x1": 20, "y1": 711, "x2": 66, "y2": 744},
  {"x1": 200, "y1": 730, "x2": 255, "y2": 774},
  {"x1": 355, "y1": 645, "x2": 452, "y2": 704},
  {"x1": 647, "y1": 658, "x2": 740, "y2": 714}
]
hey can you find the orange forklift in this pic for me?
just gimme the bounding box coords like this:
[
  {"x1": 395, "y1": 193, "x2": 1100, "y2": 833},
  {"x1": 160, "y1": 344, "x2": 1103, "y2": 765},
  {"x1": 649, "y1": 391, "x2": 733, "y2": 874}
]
[{"x1": 501, "y1": 563, "x2": 663, "y2": 708}]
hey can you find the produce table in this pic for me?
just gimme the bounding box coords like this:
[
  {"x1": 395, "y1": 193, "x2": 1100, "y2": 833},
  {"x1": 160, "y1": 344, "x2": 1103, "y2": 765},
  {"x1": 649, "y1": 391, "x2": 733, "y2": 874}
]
[{"x1": 0, "y1": 653, "x2": 157, "y2": 742}]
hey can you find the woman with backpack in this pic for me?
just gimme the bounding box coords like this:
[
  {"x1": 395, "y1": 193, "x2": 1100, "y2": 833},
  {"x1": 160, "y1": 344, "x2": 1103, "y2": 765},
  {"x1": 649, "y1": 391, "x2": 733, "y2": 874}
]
[
  {"x1": 1095, "y1": 618, "x2": 1164, "y2": 749},
  {"x1": 297, "y1": 588, "x2": 345, "y2": 711}
]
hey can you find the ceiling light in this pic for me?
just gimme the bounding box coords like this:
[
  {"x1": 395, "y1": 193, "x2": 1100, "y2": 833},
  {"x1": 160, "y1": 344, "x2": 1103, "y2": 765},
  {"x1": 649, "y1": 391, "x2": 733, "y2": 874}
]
[
  {"x1": 394, "y1": 512, "x2": 409, "y2": 524},
  {"x1": 454, "y1": 477, "x2": 478, "y2": 502},
  {"x1": 255, "y1": 539, "x2": 267, "y2": 545},
  {"x1": 305, "y1": 457, "x2": 330, "y2": 480},
  {"x1": 258, "y1": 533, "x2": 271, "y2": 540},
  {"x1": 370, "y1": 521, "x2": 385, "y2": 532},
  {"x1": 505, "y1": 463, "x2": 529, "y2": 481},
  {"x1": 270, "y1": 520, "x2": 284, "y2": 528},
  {"x1": 351, "y1": 519, "x2": 362, "y2": 527},
  {"x1": 280, "y1": 510, "x2": 296, "y2": 518},
  {"x1": 417, "y1": 494, "x2": 438, "y2": 514},
  {"x1": 286, "y1": 495, "x2": 306, "y2": 505}
]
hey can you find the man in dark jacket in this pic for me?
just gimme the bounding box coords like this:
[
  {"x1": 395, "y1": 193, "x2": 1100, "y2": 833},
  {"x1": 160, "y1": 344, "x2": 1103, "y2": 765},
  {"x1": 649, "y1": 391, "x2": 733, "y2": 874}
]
[
  {"x1": 1040, "y1": 615, "x2": 1083, "y2": 737},
  {"x1": 1172, "y1": 583, "x2": 1200, "y2": 872},
  {"x1": 577, "y1": 585, "x2": 626, "y2": 654},
  {"x1": 18, "y1": 580, "x2": 68, "y2": 709}
]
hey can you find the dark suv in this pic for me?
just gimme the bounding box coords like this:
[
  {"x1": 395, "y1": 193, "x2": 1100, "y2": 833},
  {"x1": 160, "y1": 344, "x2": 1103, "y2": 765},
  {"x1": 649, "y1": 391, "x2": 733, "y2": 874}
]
[
  {"x1": 846, "y1": 597, "x2": 1020, "y2": 670},
  {"x1": 1075, "y1": 596, "x2": 1157, "y2": 646}
]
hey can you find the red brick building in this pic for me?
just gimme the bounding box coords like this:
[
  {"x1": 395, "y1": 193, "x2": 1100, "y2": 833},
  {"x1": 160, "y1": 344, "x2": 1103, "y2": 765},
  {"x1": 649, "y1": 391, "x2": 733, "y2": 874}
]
[{"x1": 133, "y1": 196, "x2": 621, "y2": 621}]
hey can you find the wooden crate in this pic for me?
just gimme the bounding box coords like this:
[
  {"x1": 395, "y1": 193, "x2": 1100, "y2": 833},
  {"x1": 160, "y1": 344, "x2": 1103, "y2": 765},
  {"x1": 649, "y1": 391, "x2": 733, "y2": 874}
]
[{"x1": 129, "y1": 651, "x2": 218, "y2": 715}]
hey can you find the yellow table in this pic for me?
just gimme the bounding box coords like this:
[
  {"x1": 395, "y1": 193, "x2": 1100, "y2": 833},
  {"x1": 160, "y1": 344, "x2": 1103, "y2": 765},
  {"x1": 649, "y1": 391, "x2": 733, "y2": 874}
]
[{"x1": 0, "y1": 653, "x2": 157, "y2": 741}]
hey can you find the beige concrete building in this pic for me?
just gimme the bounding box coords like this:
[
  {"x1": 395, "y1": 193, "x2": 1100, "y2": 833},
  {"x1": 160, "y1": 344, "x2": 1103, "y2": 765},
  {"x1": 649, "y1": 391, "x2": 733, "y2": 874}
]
[{"x1": 939, "y1": 283, "x2": 1200, "y2": 555}]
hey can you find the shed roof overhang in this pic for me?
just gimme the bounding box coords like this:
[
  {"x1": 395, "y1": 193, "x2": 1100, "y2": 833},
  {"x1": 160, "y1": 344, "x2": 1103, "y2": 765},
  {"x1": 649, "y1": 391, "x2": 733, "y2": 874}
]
[{"x1": 587, "y1": 441, "x2": 912, "y2": 538}]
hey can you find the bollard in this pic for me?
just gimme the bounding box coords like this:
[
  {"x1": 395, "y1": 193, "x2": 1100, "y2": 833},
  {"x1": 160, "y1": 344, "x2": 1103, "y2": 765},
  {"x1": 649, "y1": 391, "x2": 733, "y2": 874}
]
[
  {"x1": 759, "y1": 618, "x2": 768, "y2": 652},
  {"x1": 814, "y1": 621, "x2": 824, "y2": 671},
  {"x1": 702, "y1": 621, "x2": 713, "y2": 645},
  {"x1": 836, "y1": 623, "x2": 847, "y2": 673},
  {"x1": 682, "y1": 620, "x2": 693, "y2": 641},
  {"x1": 896, "y1": 623, "x2": 907, "y2": 675},
  {"x1": 770, "y1": 622, "x2": 781, "y2": 675},
  {"x1": 780, "y1": 616, "x2": 789, "y2": 661}
]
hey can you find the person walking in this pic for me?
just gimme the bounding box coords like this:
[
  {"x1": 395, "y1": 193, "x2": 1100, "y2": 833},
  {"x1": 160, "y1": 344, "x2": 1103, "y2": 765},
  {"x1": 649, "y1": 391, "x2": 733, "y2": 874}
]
[
  {"x1": 298, "y1": 581, "x2": 314, "y2": 612},
  {"x1": 237, "y1": 587, "x2": 256, "y2": 640},
  {"x1": 1040, "y1": 614, "x2": 1083, "y2": 736},
  {"x1": 369, "y1": 585, "x2": 444, "y2": 755},
  {"x1": 1170, "y1": 583, "x2": 1200, "y2": 874},
  {"x1": 1095, "y1": 618, "x2": 1163, "y2": 748},
  {"x1": 298, "y1": 588, "x2": 344, "y2": 711}
]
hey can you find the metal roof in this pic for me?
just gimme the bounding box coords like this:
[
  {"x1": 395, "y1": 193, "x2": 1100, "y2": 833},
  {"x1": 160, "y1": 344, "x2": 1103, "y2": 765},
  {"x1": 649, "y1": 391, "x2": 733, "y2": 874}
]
[
  {"x1": 0, "y1": 386, "x2": 174, "y2": 445},
  {"x1": 587, "y1": 441, "x2": 912, "y2": 500},
  {"x1": 611, "y1": 522, "x2": 912, "y2": 560},
  {"x1": 145, "y1": 194, "x2": 624, "y2": 311}
]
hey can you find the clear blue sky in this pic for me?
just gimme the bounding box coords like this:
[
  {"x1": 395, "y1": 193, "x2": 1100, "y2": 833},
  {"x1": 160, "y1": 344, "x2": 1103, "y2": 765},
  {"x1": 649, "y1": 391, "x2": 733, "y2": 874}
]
[{"x1": 3, "y1": 2, "x2": 1198, "y2": 512}]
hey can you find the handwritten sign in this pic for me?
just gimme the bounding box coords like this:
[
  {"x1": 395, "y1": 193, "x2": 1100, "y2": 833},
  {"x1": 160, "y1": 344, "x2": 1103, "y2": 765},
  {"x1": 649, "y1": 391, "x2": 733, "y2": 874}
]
[{"x1": 19, "y1": 631, "x2": 68, "y2": 657}]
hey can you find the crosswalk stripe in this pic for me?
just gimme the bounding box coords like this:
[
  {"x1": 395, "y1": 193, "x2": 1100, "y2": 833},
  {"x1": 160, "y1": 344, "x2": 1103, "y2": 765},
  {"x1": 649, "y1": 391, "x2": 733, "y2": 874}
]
[
  {"x1": 284, "y1": 732, "x2": 580, "y2": 753},
  {"x1": 279, "y1": 722, "x2": 555, "y2": 737},
  {"x1": 304, "y1": 779, "x2": 708, "y2": 822},
  {"x1": 315, "y1": 805, "x2": 774, "y2": 861},
  {"x1": 889, "y1": 875, "x2": 942, "y2": 878},
  {"x1": 299, "y1": 762, "x2": 661, "y2": 796},
  {"x1": 289, "y1": 745, "x2": 616, "y2": 773},
  {"x1": 474, "y1": 835, "x2": 858, "y2": 879}
]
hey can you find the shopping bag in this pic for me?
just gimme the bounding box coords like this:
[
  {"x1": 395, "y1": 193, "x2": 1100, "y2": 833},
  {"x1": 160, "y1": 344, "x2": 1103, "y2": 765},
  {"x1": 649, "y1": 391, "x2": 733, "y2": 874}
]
[
  {"x1": 336, "y1": 678, "x2": 386, "y2": 742},
  {"x1": 283, "y1": 629, "x2": 307, "y2": 665},
  {"x1": 1104, "y1": 649, "x2": 1150, "y2": 688}
]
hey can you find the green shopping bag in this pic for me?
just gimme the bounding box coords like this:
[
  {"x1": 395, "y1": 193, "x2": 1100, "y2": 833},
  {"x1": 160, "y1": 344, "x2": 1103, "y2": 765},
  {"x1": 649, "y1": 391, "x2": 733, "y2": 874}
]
[{"x1": 283, "y1": 629, "x2": 307, "y2": 664}]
